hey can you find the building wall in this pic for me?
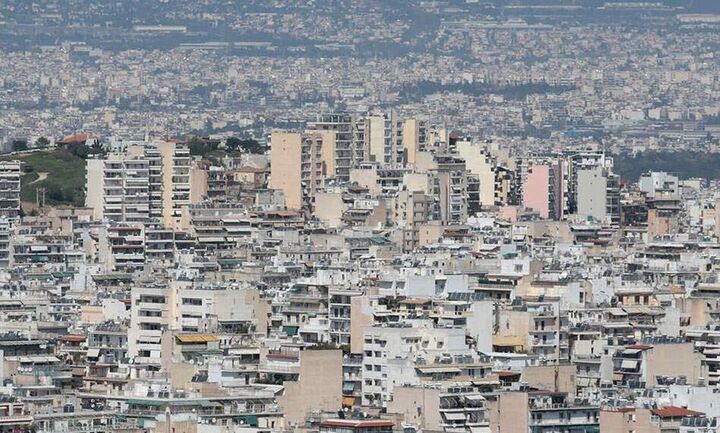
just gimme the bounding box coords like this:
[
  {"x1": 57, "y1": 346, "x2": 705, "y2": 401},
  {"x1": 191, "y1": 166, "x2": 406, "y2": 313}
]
[
  {"x1": 314, "y1": 193, "x2": 345, "y2": 228},
  {"x1": 189, "y1": 165, "x2": 208, "y2": 203},
  {"x1": 85, "y1": 159, "x2": 104, "y2": 219},
  {"x1": 522, "y1": 365, "x2": 577, "y2": 399},
  {"x1": 647, "y1": 343, "x2": 705, "y2": 386},
  {"x1": 467, "y1": 301, "x2": 493, "y2": 353},
  {"x1": 316, "y1": 130, "x2": 337, "y2": 177},
  {"x1": 647, "y1": 209, "x2": 679, "y2": 238},
  {"x1": 387, "y1": 386, "x2": 441, "y2": 431},
  {"x1": 600, "y1": 409, "x2": 659, "y2": 433},
  {"x1": 456, "y1": 142, "x2": 495, "y2": 207},
  {"x1": 278, "y1": 350, "x2": 343, "y2": 427},
  {"x1": 350, "y1": 296, "x2": 374, "y2": 354},
  {"x1": 576, "y1": 166, "x2": 607, "y2": 222},
  {"x1": 270, "y1": 132, "x2": 302, "y2": 210},
  {"x1": 368, "y1": 115, "x2": 387, "y2": 163},
  {"x1": 523, "y1": 164, "x2": 550, "y2": 219},
  {"x1": 403, "y1": 119, "x2": 419, "y2": 165},
  {"x1": 489, "y1": 392, "x2": 528, "y2": 433}
]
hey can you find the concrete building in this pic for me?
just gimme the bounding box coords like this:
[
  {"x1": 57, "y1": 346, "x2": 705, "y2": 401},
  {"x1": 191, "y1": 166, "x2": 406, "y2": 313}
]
[
  {"x1": 270, "y1": 131, "x2": 333, "y2": 211},
  {"x1": 0, "y1": 161, "x2": 22, "y2": 223},
  {"x1": 86, "y1": 142, "x2": 205, "y2": 227},
  {"x1": 523, "y1": 159, "x2": 565, "y2": 220},
  {"x1": 307, "y1": 113, "x2": 360, "y2": 182},
  {"x1": 278, "y1": 350, "x2": 343, "y2": 427},
  {"x1": 86, "y1": 155, "x2": 151, "y2": 222},
  {"x1": 402, "y1": 118, "x2": 428, "y2": 166}
]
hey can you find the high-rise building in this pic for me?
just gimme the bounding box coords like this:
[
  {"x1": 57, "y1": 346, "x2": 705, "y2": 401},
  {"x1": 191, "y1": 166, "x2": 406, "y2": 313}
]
[
  {"x1": 270, "y1": 131, "x2": 334, "y2": 211},
  {"x1": 456, "y1": 141, "x2": 496, "y2": 208},
  {"x1": 307, "y1": 113, "x2": 359, "y2": 182},
  {"x1": 432, "y1": 155, "x2": 468, "y2": 223},
  {"x1": 568, "y1": 152, "x2": 619, "y2": 225},
  {"x1": 364, "y1": 111, "x2": 403, "y2": 167},
  {"x1": 402, "y1": 118, "x2": 429, "y2": 166},
  {"x1": 0, "y1": 161, "x2": 22, "y2": 223},
  {"x1": 522, "y1": 158, "x2": 566, "y2": 220},
  {"x1": 86, "y1": 155, "x2": 151, "y2": 223},
  {"x1": 86, "y1": 142, "x2": 207, "y2": 227}
]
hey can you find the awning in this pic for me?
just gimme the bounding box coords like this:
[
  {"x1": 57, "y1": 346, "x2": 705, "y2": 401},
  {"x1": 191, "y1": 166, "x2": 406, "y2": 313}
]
[
  {"x1": 86, "y1": 348, "x2": 100, "y2": 358},
  {"x1": 621, "y1": 359, "x2": 638, "y2": 370},
  {"x1": 176, "y1": 334, "x2": 219, "y2": 344},
  {"x1": 465, "y1": 394, "x2": 485, "y2": 401},
  {"x1": 19, "y1": 356, "x2": 59, "y2": 364},
  {"x1": 283, "y1": 325, "x2": 299, "y2": 336},
  {"x1": 443, "y1": 412, "x2": 466, "y2": 421},
  {"x1": 127, "y1": 400, "x2": 164, "y2": 407},
  {"x1": 576, "y1": 377, "x2": 594, "y2": 387},
  {"x1": 198, "y1": 236, "x2": 227, "y2": 243},
  {"x1": 417, "y1": 366, "x2": 461, "y2": 374},
  {"x1": 343, "y1": 382, "x2": 356, "y2": 393}
]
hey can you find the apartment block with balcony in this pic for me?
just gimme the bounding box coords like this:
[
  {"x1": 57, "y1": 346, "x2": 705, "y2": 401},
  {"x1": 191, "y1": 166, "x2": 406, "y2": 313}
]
[
  {"x1": 128, "y1": 285, "x2": 170, "y2": 367},
  {"x1": 0, "y1": 161, "x2": 21, "y2": 223}
]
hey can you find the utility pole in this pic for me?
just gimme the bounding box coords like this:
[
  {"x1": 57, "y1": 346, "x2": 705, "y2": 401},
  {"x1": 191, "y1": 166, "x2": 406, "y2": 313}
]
[{"x1": 36, "y1": 187, "x2": 46, "y2": 210}]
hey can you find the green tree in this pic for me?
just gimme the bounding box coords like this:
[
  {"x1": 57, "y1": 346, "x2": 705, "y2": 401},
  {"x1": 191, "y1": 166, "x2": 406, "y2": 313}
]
[
  {"x1": 187, "y1": 137, "x2": 207, "y2": 156},
  {"x1": 12, "y1": 139, "x2": 28, "y2": 152},
  {"x1": 225, "y1": 137, "x2": 242, "y2": 151},
  {"x1": 34, "y1": 136, "x2": 50, "y2": 149},
  {"x1": 67, "y1": 142, "x2": 90, "y2": 159},
  {"x1": 89, "y1": 140, "x2": 106, "y2": 156},
  {"x1": 239, "y1": 138, "x2": 264, "y2": 154}
]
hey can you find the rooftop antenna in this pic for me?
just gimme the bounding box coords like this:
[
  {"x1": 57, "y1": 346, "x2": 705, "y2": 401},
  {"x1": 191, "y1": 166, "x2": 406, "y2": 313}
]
[{"x1": 36, "y1": 187, "x2": 46, "y2": 212}]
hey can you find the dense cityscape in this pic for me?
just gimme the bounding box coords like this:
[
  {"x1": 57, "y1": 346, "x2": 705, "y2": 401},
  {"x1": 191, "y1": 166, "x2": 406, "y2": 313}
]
[{"x1": 2, "y1": 1, "x2": 720, "y2": 433}]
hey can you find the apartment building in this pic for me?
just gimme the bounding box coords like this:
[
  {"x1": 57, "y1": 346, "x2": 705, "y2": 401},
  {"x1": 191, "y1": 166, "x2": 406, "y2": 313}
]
[
  {"x1": 307, "y1": 113, "x2": 360, "y2": 182},
  {"x1": 128, "y1": 284, "x2": 170, "y2": 367},
  {"x1": 0, "y1": 161, "x2": 21, "y2": 223},
  {"x1": 269, "y1": 131, "x2": 333, "y2": 211},
  {"x1": 86, "y1": 154, "x2": 151, "y2": 222},
  {"x1": 86, "y1": 142, "x2": 206, "y2": 227}
]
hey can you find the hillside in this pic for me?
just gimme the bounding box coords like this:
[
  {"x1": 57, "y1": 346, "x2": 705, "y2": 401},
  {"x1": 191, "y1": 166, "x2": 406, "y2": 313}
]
[
  {"x1": 613, "y1": 151, "x2": 720, "y2": 182},
  {"x1": 1, "y1": 150, "x2": 87, "y2": 207}
]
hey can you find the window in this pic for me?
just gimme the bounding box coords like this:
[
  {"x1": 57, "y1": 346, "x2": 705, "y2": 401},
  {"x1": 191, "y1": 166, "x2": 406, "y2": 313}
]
[{"x1": 182, "y1": 298, "x2": 202, "y2": 306}]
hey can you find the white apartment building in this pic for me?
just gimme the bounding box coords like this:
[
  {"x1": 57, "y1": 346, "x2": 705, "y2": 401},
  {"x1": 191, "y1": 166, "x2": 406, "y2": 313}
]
[
  {"x1": 86, "y1": 142, "x2": 206, "y2": 228},
  {"x1": 0, "y1": 161, "x2": 22, "y2": 222}
]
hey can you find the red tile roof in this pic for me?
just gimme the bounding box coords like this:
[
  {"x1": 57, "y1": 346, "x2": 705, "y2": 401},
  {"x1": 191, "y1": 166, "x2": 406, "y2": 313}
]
[
  {"x1": 61, "y1": 335, "x2": 86, "y2": 343},
  {"x1": 626, "y1": 344, "x2": 653, "y2": 350},
  {"x1": 60, "y1": 133, "x2": 96, "y2": 143},
  {"x1": 651, "y1": 406, "x2": 704, "y2": 418}
]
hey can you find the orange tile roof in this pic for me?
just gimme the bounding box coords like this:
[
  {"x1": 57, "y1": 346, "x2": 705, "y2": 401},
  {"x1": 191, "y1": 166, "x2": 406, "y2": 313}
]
[{"x1": 651, "y1": 406, "x2": 704, "y2": 418}]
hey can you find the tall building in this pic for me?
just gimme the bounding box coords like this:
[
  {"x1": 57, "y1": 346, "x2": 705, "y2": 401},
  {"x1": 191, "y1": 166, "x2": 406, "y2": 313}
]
[
  {"x1": 85, "y1": 142, "x2": 206, "y2": 227},
  {"x1": 364, "y1": 111, "x2": 403, "y2": 167},
  {"x1": 0, "y1": 161, "x2": 22, "y2": 222},
  {"x1": 157, "y1": 141, "x2": 207, "y2": 228},
  {"x1": 568, "y1": 152, "x2": 619, "y2": 225},
  {"x1": 523, "y1": 158, "x2": 565, "y2": 220},
  {"x1": 307, "y1": 113, "x2": 359, "y2": 182},
  {"x1": 456, "y1": 141, "x2": 496, "y2": 208},
  {"x1": 128, "y1": 284, "x2": 170, "y2": 367},
  {"x1": 432, "y1": 155, "x2": 468, "y2": 223},
  {"x1": 402, "y1": 118, "x2": 429, "y2": 166},
  {"x1": 269, "y1": 131, "x2": 334, "y2": 211},
  {"x1": 86, "y1": 155, "x2": 151, "y2": 223}
]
